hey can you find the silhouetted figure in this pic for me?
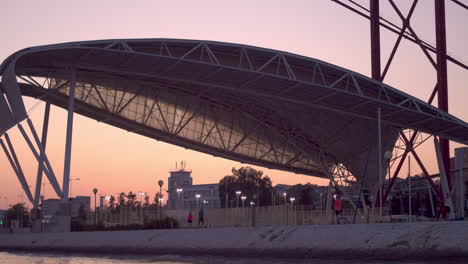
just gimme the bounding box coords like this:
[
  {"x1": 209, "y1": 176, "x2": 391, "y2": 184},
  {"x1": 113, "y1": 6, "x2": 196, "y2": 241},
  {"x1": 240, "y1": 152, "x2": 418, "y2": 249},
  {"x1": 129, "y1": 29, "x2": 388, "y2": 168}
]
[
  {"x1": 333, "y1": 195, "x2": 343, "y2": 224},
  {"x1": 198, "y1": 208, "x2": 204, "y2": 227},
  {"x1": 187, "y1": 212, "x2": 193, "y2": 227}
]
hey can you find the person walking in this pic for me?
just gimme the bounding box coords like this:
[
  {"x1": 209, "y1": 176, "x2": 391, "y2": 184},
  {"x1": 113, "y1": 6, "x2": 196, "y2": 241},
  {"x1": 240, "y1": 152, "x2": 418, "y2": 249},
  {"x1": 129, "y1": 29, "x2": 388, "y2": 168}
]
[
  {"x1": 198, "y1": 207, "x2": 204, "y2": 227},
  {"x1": 334, "y1": 194, "x2": 343, "y2": 224},
  {"x1": 187, "y1": 211, "x2": 193, "y2": 227}
]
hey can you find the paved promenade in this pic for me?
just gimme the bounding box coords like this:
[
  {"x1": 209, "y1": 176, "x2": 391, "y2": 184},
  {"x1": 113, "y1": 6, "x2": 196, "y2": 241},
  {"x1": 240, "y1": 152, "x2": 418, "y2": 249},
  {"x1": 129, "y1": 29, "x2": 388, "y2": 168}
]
[{"x1": 1, "y1": 221, "x2": 467, "y2": 259}]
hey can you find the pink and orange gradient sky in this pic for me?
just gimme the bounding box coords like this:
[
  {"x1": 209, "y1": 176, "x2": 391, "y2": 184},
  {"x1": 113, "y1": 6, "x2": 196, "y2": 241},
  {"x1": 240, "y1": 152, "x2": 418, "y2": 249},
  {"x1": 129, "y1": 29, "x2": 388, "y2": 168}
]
[{"x1": 0, "y1": 1, "x2": 467, "y2": 208}]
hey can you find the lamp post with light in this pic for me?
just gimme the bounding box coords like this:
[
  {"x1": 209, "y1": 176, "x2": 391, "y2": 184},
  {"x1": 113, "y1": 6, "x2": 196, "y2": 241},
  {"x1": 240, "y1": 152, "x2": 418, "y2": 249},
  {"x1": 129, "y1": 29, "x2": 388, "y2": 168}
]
[
  {"x1": 235, "y1": 190, "x2": 241, "y2": 208},
  {"x1": 290, "y1": 197, "x2": 295, "y2": 206},
  {"x1": 241, "y1": 196, "x2": 246, "y2": 208},
  {"x1": 138, "y1": 192, "x2": 146, "y2": 202},
  {"x1": 195, "y1": 194, "x2": 201, "y2": 208},
  {"x1": 69, "y1": 178, "x2": 80, "y2": 198},
  {"x1": 176, "y1": 188, "x2": 183, "y2": 209},
  {"x1": 157, "y1": 180, "x2": 164, "y2": 220},
  {"x1": 92, "y1": 188, "x2": 98, "y2": 225},
  {"x1": 383, "y1": 150, "x2": 393, "y2": 215},
  {"x1": 283, "y1": 192, "x2": 287, "y2": 205},
  {"x1": 250, "y1": 201, "x2": 256, "y2": 227}
]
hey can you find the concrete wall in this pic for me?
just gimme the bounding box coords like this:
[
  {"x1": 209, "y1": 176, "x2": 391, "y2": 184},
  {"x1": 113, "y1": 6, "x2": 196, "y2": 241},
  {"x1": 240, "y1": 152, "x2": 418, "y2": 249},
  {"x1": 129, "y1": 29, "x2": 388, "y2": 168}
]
[{"x1": 0, "y1": 221, "x2": 467, "y2": 259}]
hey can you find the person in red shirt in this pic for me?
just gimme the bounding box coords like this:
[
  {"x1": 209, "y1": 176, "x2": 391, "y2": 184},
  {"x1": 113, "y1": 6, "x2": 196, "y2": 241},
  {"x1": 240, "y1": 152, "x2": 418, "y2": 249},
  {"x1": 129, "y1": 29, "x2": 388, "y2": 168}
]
[
  {"x1": 334, "y1": 194, "x2": 343, "y2": 224},
  {"x1": 187, "y1": 212, "x2": 193, "y2": 227}
]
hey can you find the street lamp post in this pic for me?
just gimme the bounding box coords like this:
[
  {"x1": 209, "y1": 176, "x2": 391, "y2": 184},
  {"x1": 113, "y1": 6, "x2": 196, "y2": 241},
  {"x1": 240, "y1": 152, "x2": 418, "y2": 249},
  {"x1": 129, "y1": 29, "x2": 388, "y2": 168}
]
[
  {"x1": 320, "y1": 192, "x2": 323, "y2": 212},
  {"x1": 138, "y1": 192, "x2": 146, "y2": 203},
  {"x1": 138, "y1": 192, "x2": 145, "y2": 220},
  {"x1": 290, "y1": 197, "x2": 295, "y2": 206},
  {"x1": 241, "y1": 196, "x2": 246, "y2": 208},
  {"x1": 158, "y1": 180, "x2": 164, "y2": 220},
  {"x1": 235, "y1": 191, "x2": 241, "y2": 208},
  {"x1": 176, "y1": 188, "x2": 183, "y2": 209},
  {"x1": 195, "y1": 194, "x2": 201, "y2": 208},
  {"x1": 69, "y1": 178, "x2": 80, "y2": 198},
  {"x1": 93, "y1": 188, "x2": 98, "y2": 225},
  {"x1": 250, "y1": 201, "x2": 256, "y2": 226},
  {"x1": 283, "y1": 192, "x2": 287, "y2": 205}
]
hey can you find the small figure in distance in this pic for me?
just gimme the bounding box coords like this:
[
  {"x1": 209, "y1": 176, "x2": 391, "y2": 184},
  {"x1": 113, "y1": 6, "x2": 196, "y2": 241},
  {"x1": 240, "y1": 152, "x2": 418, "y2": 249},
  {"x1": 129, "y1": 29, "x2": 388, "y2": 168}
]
[
  {"x1": 333, "y1": 194, "x2": 343, "y2": 224},
  {"x1": 187, "y1": 211, "x2": 193, "y2": 227},
  {"x1": 198, "y1": 207, "x2": 205, "y2": 227}
]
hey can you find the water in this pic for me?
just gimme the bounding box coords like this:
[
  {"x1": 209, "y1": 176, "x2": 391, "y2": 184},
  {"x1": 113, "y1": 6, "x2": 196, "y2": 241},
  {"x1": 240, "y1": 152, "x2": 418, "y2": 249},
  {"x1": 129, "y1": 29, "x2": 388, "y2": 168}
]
[{"x1": 0, "y1": 252, "x2": 465, "y2": 264}]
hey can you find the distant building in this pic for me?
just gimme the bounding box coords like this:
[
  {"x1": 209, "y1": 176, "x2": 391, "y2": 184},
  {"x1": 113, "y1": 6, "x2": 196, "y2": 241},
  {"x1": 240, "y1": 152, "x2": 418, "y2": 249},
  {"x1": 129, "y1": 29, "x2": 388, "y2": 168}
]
[
  {"x1": 71, "y1": 196, "x2": 91, "y2": 217},
  {"x1": 167, "y1": 169, "x2": 220, "y2": 209},
  {"x1": 42, "y1": 199, "x2": 61, "y2": 216},
  {"x1": 451, "y1": 147, "x2": 468, "y2": 217},
  {"x1": 42, "y1": 196, "x2": 90, "y2": 217}
]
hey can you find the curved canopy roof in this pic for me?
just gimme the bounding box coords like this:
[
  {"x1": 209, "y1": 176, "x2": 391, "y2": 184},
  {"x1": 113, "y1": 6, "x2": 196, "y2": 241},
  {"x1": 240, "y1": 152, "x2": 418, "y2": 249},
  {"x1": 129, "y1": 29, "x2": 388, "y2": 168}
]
[{"x1": 1, "y1": 39, "x2": 467, "y2": 188}]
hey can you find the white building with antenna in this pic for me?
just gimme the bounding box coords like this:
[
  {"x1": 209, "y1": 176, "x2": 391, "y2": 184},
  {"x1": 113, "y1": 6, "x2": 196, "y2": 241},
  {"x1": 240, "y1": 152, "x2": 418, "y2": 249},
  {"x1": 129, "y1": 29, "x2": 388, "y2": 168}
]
[{"x1": 167, "y1": 161, "x2": 220, "y2": 209}]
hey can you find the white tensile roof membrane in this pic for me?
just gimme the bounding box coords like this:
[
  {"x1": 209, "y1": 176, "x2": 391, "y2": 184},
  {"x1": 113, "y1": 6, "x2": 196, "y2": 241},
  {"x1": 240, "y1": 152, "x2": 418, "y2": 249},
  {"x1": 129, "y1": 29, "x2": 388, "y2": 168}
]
[{"x1": 1, "y1": 39, "x2": 467, "y2": 191}]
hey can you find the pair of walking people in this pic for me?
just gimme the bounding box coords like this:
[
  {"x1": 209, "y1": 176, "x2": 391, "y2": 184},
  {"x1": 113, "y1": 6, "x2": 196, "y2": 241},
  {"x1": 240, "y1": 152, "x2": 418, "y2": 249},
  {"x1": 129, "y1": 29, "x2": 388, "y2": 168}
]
[{"x1": 187, "y1": 207, "x2": 205, "y2": 227}]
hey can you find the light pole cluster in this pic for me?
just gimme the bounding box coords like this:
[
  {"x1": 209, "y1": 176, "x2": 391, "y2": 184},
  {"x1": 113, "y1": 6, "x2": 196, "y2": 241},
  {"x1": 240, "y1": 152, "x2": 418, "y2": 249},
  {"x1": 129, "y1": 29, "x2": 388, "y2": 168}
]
[
  {"x1": 157, "y1": 180, "x2": 164, "y2": 220},
  {"x1": 195, "y1": 193, "x2": 201, "y2": 207},
  {"x1": 282, "y1": 192, "x2": 295, "y2": 206},
  {"x1": 138, "y1": 192, "x2": 146, "y2": 204},
  {"x1": 235, "y1": 190, "x2": 241, "y2": 208},
  {"x1": 290, "y1": 197, "x2": 295, "y2": 206}
]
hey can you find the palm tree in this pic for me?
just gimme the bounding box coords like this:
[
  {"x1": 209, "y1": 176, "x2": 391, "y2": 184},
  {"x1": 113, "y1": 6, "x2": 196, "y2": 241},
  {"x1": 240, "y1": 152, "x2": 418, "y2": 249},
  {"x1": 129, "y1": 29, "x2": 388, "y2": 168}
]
[
  {"x1": 109, "y1": 195, "x2": 116, "y2": 209},
  {"x1": 118, "y1": 192, "x2": 126, "y2": 207},
  {"x1": 143, "y1": 195, "x2": 150, "y2": 208},
  {"x1": 126, "y1": 191, "x2": 137, "y2": 208}
]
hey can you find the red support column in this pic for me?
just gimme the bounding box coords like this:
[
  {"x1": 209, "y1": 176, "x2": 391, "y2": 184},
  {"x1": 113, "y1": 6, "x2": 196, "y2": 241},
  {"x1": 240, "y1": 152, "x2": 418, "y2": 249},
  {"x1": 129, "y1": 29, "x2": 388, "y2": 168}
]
[
  {"x1": 370, "y1": 0, "x2": 381, "y2": 81},
  {"x1": 369, "y1": 0, "x2": 382, "y2": 210},
  {"x1": 400, "y1": 133, "x2": 447, "y2": 217},
  {"x1": 382, "y1": 150, "x2": 409, "y2": 204},
  {"x1": 435, "y1": 0, "x2": 451, "y2": 188}
]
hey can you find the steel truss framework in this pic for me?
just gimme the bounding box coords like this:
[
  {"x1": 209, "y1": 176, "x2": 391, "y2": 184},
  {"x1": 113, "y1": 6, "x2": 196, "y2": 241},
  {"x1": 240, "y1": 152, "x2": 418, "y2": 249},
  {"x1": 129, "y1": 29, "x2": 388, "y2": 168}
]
[
  {"x1": 0, "y1": 37, "x2": 467, "y2": 210},
  {"x1": 332, "y1": 0, "x2": 468, "y2": 217}
]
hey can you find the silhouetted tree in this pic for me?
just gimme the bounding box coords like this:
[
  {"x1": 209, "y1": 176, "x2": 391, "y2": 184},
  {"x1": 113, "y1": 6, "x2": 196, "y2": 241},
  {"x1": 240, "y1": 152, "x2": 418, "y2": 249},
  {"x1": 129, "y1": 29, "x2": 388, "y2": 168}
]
[
  {"x1": 154, "y1": 192, "x2": 163, "y2": 205},
  {"x1": 118, "y1": 192, "x2": 126, "y2": 207},
  {"x1": 109, "y1": 195, "x2": 116, "y2": 209},
  {"x1": 287, "y1": 184, "x2": 321, "y2": 207},
  {"x1": 6, "y1": 203, "x2": 31, "y2": 228},
  {"x1": 219, "y1": 167, "x2": 273, "y2": 207},
  {"x1": 126, "y1": 191, "x2": 137, "y2": 208}
]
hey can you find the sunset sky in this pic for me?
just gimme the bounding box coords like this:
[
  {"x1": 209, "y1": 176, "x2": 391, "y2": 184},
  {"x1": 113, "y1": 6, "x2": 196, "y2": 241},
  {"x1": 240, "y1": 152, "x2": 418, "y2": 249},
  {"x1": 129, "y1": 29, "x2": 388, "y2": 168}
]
[{"x1": 0, "y1": 0, "x2": 467, "y2": 209}]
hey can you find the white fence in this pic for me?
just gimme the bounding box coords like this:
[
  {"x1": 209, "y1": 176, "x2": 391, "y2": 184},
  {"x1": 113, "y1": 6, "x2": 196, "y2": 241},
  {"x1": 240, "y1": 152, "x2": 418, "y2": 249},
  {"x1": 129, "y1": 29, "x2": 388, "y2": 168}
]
[{"x1": 92, "y1": 205, "x2": 390, "y2": 228}]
